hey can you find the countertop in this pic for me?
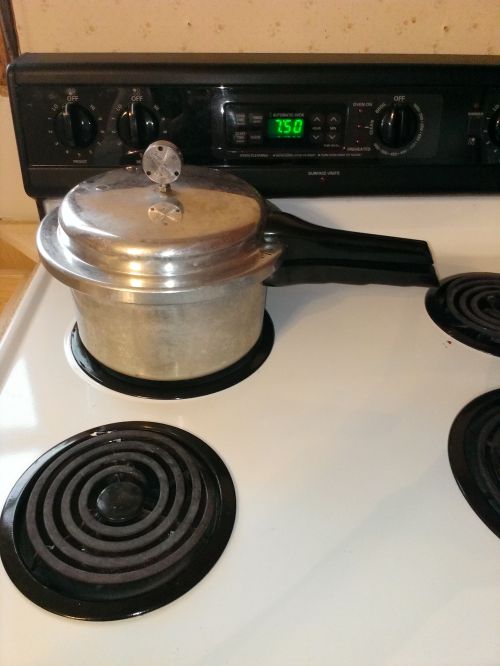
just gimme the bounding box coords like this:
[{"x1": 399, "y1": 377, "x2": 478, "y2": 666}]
[{"x1": 0, "y1": 219, "x2": 38, "y2": 338}]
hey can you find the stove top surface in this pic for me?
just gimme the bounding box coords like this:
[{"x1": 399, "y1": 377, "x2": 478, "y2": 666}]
[{"x1": 1, "y1": 196, "x2": 499, "y2": 665}]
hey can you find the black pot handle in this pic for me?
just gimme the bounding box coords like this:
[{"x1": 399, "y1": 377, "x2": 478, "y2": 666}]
[{"x1": 263, "y1": 206, "x2": 438, "y2": 288}]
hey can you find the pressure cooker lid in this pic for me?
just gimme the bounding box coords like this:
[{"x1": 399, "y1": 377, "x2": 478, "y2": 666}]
[{"x1": 37, "y1": 142, "x2": 281, "y2": 299}]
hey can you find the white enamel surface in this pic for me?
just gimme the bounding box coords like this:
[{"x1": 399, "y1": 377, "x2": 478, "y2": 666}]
[{"x1": 1, "y1": 196, "x2": 500, "y2": 666}]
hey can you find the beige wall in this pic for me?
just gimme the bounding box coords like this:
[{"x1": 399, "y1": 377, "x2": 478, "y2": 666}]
[
  {"x1": 12, "y1": 0, "x2": 500, "y2": 55},
  {"x1": 2, "y1": 0, "x2": 500, "y2": 221}
]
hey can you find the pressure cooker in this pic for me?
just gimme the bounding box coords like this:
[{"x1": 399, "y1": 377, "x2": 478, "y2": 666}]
[{"x1": 37, "y1": 141, "x2": 437, "y2": 381}]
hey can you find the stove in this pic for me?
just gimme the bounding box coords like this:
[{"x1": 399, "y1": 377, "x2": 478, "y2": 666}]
[{"x1": 1, "y1": 55, "x2": 500, "y2": 665}]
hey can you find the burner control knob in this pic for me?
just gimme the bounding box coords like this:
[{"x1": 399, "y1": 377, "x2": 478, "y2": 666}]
[
  {"x1": 118, "y1": 102, "x2": 159, "y2": 148},
  {"x1": 378, "y1": 104, "x2": 418, "y2": 148},
  {"x1": 488, "y1": 110, "x2": 500, "y2": 146},
  {"x1": 54, "y1": 102, "x2": 97, "y2": 148}
]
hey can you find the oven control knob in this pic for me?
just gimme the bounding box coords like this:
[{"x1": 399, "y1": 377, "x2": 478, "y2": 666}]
[
  {"x1": 54, "y1": 102, "x2": 97, "y2": 148},
  {"x1": 118, "y1": 102, "x2": 159, "y2": 148},
  {"x1": 488, "y1": 110, "x2": 500, "y2": 145},
  {"x1": 378, "y1": 104, "x2": 418, "y2": 148}
]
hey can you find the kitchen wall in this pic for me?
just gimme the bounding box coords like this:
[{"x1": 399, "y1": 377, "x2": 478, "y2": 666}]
[{"x1": 2, "y1": 0, "x2": 500, "y2": 221}]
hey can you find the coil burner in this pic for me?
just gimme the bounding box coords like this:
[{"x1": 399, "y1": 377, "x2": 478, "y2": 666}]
[
  {"x1": 449, "y1": 390, "x2": 500, "y2": 538},
  {"x1": 0, "y1": 422, "x2": 236, "y2": 620},
  {"x1": 426, "y1": 273, "x2": 500, "y2": 355}
]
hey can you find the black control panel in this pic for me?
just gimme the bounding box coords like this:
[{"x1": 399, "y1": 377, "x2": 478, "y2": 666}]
[
  {"x1": 215, "y1": 94, "x2": 442, "y2": 160},
  {"x1": 7, "y1": 53, "x2": 500, "y2": 197}
]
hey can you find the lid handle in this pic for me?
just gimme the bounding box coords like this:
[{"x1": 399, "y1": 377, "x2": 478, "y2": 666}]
[{"x1": 142, "y1": 140, "x2": 183, "y2": 192}]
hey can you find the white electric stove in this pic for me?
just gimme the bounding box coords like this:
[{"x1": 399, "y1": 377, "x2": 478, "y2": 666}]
[{"x1": 1, "y1": 194, "x2": 499, "y2": 666}]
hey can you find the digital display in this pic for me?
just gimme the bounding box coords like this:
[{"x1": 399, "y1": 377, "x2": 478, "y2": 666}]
[{"x1": 267, "y1": 117, "x2": 304, "y2": 139}]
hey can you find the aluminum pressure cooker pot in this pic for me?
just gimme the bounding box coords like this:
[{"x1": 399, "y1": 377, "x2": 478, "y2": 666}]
[{"x1": 37, "y1": 141, "x2": 437, "y2": 382}]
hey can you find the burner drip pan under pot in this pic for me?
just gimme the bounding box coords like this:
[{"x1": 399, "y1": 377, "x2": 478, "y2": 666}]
[
  {"x1": 426, "y1": 273, "x2": 500, "y2": 355},
  {"x1": 449, "y1": 390, "x2": 500, "y2": 538},
  {"x1": 0, "y1": 422, "x2": 236, "y2": 620},
  {"x1": 70, "y1": 312, "x2": 274, "y2": 399}
]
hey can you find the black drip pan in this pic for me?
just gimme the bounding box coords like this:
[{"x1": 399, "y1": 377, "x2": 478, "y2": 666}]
[
  {"x1": 449, "y1": 390, "x2": 500, "y2": 538},
  {"x1": 70, "y1": 311, "x2": 274, "y2": 399},
  {"x1": 0, "y1": 422, "x2": 236, "y2": 620}
]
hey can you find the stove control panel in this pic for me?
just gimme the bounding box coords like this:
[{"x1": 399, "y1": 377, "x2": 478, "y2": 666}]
[
  {"x1": 8, "y1": 54, "x2": 500, "y2": 196},
  {"x1": 214, "y1": 94, "x2": 441, "y2": 161}
]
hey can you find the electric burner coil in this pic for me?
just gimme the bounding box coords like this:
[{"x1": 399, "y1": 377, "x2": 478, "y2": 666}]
[
  {"x1": 449, "y1": 390, "x2": 500, "y2": 538},
  {"x1": 0, "y1": 422, "x2": 236, "y2": 620},
  {"x1": 426, "y1": 273, "x2": 500, "y2": 355}
]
